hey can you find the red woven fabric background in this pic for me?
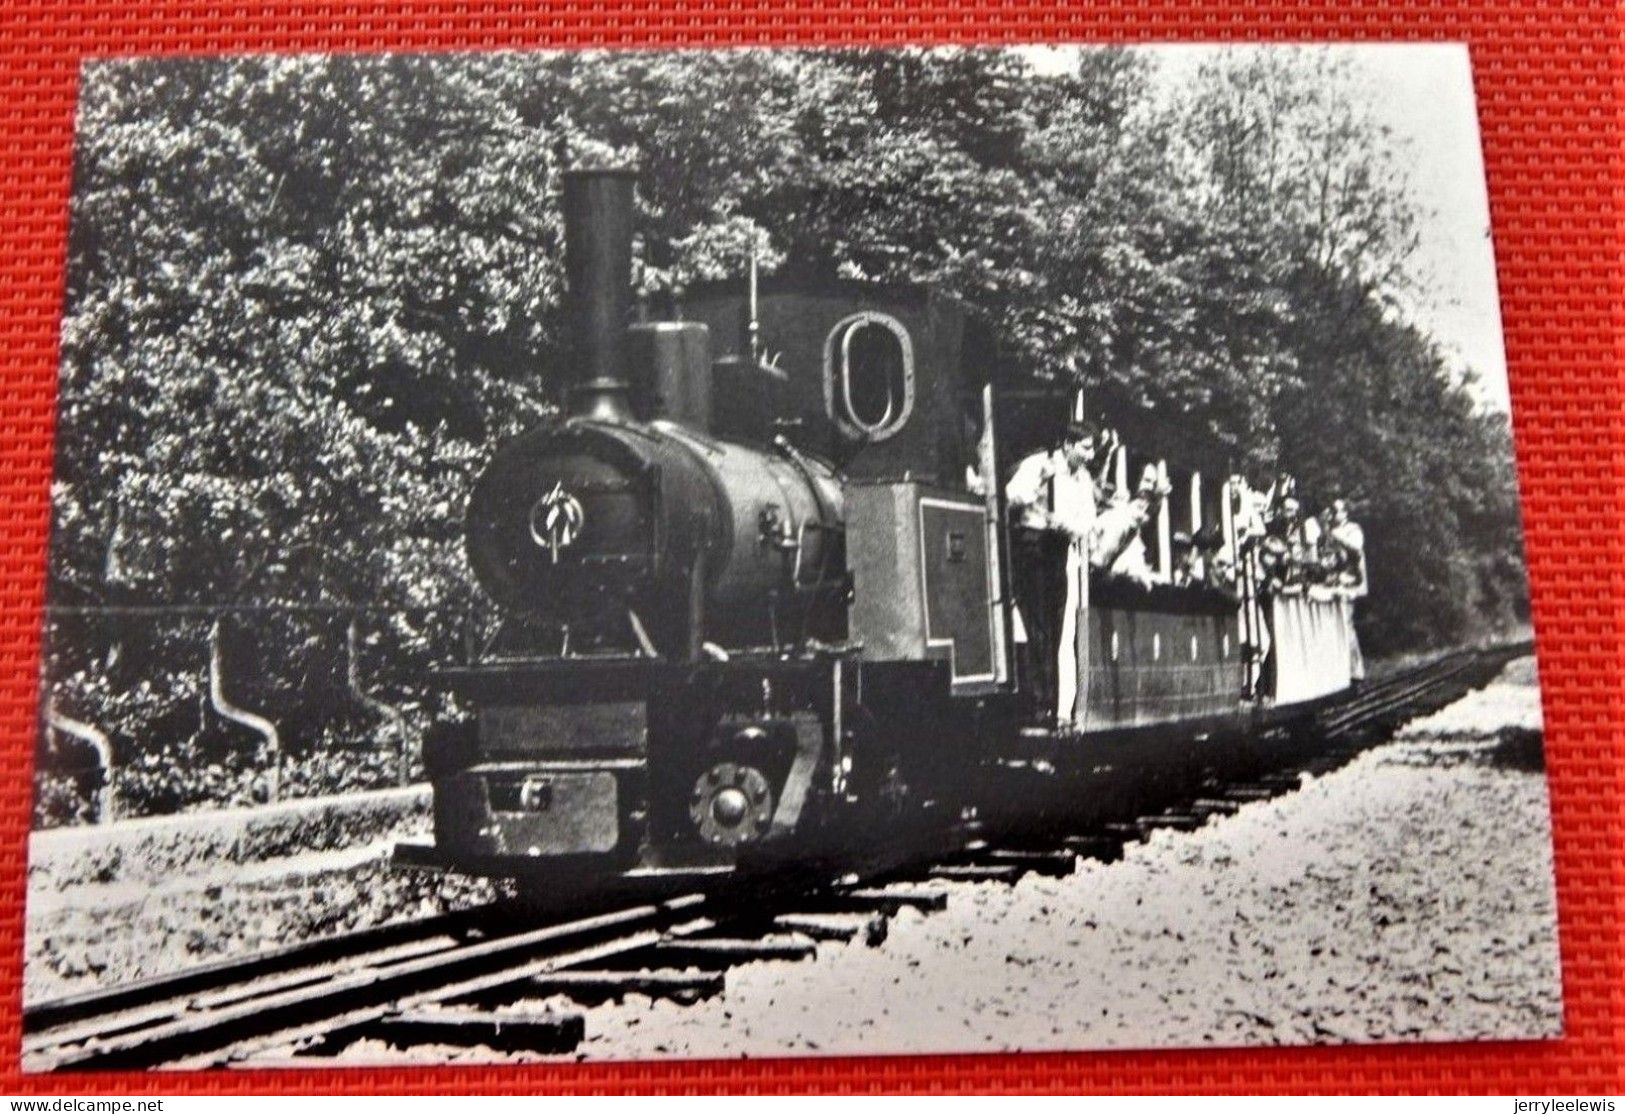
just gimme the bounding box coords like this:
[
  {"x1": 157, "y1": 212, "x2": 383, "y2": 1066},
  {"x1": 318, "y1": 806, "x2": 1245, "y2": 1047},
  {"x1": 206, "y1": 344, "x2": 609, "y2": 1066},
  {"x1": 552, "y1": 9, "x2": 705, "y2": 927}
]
[{"x1": 0, "y1": 0, "x2": 1618, "y2": 1095}]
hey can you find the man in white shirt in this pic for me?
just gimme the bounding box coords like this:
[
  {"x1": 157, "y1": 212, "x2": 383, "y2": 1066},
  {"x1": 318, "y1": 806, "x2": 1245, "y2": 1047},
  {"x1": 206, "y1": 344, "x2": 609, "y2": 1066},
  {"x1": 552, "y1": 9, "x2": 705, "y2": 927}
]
[{"x1": 1006, "y1": 420, "x2": 1101, "y2": 728}]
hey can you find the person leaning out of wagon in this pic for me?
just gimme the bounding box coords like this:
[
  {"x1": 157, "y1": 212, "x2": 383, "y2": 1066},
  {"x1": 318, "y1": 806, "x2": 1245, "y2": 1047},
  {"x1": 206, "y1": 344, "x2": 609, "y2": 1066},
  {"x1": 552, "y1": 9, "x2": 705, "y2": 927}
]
[
  {"x1": 1322, "y1": 498, "x2": 1368, "y2": 599},
  {"x1": 1005, "y1": 419, "x2": 1108, "y2": 723},
  {"x1": 1171, "y1": 524, "x2": 1239, "y2": 600},
  {"x1": 1262, "y1": 486, "x2": 1323, "y2": 595},
  {"x1": 1089, "y1": 463, "x2": 1174, "y2": 590},
  {"x1": 1206, "y1": 528, "x2": 1243, "y2": 597},
  {"x1": 1170, "y1": 531, "x2": 1199, "y2": 587}
]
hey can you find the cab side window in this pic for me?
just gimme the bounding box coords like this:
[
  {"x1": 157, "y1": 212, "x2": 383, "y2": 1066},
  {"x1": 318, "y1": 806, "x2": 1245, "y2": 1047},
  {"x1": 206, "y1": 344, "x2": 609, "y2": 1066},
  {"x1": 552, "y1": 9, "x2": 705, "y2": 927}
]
[{"x1": 825, "y1": 312, "x2": 914, "y2": 441}]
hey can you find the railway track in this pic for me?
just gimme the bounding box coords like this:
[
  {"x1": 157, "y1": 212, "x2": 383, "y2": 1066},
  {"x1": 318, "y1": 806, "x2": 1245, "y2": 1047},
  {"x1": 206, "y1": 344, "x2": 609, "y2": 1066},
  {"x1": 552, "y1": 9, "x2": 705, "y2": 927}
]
[{"x1": 23, "y1": 642, "x2": 1526, "y2": 1072}]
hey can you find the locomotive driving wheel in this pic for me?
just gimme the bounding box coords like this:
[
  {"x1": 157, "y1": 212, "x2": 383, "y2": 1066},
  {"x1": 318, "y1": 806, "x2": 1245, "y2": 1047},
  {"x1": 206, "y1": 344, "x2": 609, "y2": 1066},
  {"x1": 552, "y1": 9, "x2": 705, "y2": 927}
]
[{"x1": 689, "y1": 762, "x2": 775, "y2": 847}]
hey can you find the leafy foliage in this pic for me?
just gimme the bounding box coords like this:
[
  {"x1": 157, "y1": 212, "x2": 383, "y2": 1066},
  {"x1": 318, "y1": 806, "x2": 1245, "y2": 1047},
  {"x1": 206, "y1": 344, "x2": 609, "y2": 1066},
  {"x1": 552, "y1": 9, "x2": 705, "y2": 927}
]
[{"x1": 39, "y1": 47, "x2": 1529, "y2": 824}]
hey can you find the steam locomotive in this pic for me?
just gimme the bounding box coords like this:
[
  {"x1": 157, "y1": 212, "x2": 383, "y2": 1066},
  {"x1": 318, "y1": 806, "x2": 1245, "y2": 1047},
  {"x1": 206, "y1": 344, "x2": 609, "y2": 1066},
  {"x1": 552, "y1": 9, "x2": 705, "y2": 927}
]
[{"x1": 396, "y1": 167, "x2": 1362, "y2": 889}]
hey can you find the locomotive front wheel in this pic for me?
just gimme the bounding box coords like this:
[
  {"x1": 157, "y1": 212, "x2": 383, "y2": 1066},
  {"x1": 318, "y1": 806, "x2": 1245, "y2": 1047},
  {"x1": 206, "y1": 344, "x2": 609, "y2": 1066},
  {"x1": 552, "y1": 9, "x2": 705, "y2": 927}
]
[{"x1": 690, "y1": 762, "x2": 775, "y2": 847}]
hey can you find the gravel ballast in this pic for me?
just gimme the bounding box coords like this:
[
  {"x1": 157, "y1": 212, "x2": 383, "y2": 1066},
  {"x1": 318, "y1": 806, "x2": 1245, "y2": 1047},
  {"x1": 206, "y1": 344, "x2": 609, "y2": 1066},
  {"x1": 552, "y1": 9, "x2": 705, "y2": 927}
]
[{"x1": 23, "y1": 819, "x2": 498, "y2": 1004}]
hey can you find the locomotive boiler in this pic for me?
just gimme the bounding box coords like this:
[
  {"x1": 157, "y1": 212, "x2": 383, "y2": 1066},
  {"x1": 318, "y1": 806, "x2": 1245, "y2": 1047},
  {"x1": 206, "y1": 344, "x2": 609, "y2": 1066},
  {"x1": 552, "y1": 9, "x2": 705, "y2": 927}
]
[{"x1": 464, "y1": 170, "x2": 847, "y2": 660}]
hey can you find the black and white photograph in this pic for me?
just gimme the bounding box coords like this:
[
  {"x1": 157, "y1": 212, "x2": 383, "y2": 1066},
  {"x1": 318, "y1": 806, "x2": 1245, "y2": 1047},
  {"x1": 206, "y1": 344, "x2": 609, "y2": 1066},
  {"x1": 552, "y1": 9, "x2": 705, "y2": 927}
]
[{"x1": 25, "y1": 42, "x2": 1558, "y2": 1069}]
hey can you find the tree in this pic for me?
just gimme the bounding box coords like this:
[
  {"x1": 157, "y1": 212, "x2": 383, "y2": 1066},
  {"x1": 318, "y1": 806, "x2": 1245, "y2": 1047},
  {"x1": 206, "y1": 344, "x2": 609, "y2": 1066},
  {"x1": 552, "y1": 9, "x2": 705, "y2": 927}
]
[{"x1": 37, "y1": 46, "x2": 1530, "y2": 823}]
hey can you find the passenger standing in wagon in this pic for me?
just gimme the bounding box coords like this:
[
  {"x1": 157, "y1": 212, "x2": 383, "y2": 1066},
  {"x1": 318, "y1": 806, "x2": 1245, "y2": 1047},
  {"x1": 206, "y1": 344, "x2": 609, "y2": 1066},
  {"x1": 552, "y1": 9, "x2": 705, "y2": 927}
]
[
  {"x1": 1006, "y1": 418, "x2": 1102, "y2": 729},
  {"x1": 1326, "y1": 497, "x2": 1369, "y2": 682}
]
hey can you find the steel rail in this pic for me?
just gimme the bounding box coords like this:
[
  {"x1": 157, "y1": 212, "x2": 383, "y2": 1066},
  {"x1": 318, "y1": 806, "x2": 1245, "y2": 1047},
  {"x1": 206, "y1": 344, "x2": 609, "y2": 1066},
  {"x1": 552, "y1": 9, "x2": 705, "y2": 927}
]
[
  {"x1": 24, "y1": 908, "x2": 486, "y2": 1035},
  {"x1": 26, "y1": 896, "x2": 706, "y2": 1072}
]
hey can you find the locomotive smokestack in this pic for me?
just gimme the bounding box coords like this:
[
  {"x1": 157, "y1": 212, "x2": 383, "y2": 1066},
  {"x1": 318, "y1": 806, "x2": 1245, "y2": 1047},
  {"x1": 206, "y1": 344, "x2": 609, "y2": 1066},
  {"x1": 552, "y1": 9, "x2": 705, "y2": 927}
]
[{"x1": 561, "y1": 166, "x2": 639, "y2": 422}]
